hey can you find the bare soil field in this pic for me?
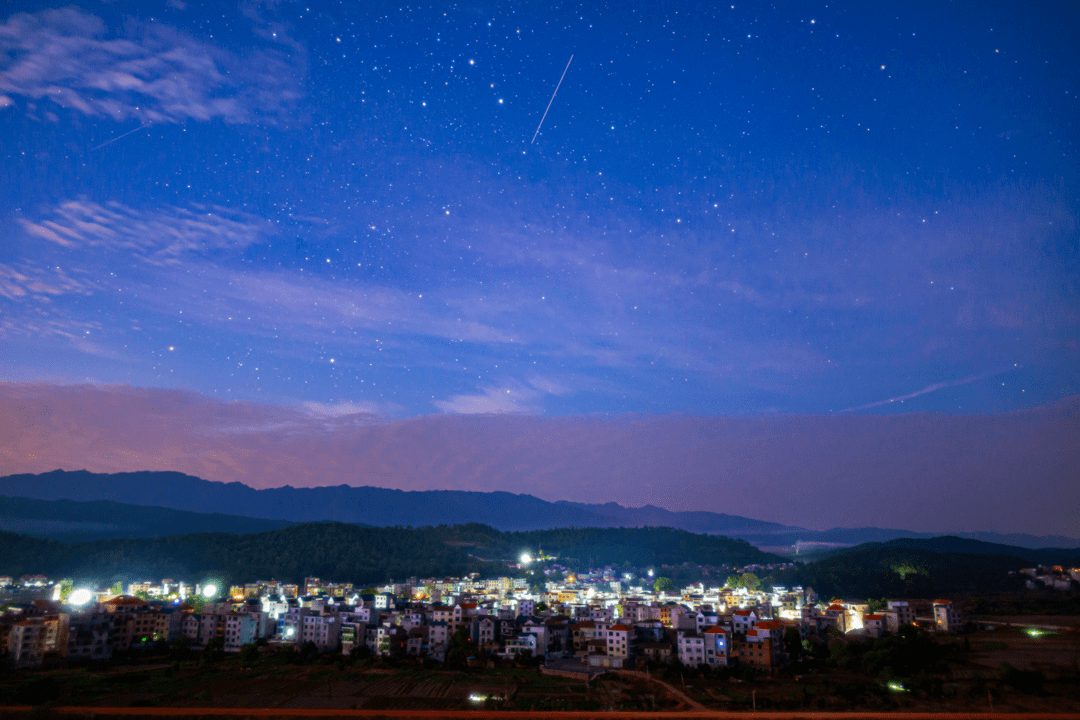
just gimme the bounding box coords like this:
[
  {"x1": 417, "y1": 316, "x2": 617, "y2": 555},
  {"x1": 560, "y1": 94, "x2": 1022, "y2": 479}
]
[
  {"x1": 3, "y1": 625, "x2": 1080, "y2": 716},
  {"x1": 965, "y1": 624, "x2": 1080, "y2": 673},
  {"x1": 981, "y1": 616, "x2": 1080, "y2": 630}
]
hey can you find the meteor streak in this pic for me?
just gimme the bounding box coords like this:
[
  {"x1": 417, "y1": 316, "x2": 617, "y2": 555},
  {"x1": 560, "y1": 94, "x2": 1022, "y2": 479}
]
[{"x1": 531, "y1": 55, "x2": 573, "y2": 144}]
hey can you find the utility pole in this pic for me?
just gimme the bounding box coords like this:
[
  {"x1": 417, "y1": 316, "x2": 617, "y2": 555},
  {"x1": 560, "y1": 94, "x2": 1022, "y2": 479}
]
[
  {"x1": 752, "y1": 690, "x2": 756, "y2": 712},
  {"x1": 988, "y1": 689, "x2": 993, "y2": 711}
]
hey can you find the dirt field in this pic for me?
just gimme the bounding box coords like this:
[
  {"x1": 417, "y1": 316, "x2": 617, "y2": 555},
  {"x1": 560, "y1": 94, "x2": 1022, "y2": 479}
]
[
  {"x1": 981, "y1": 615, "x2": 1080, "y2": 630},
  {"x1": 2, "y1": 707, "x2": 1080, "y2": 719},
  {"x1": 966, "y1": 623, "x2": 1080, "y2": 673},
  {"x1": 0, "y1": 665, "x2": 690, "y2": 714},
  {"x1": 3, "y1": 624, "x2": 1080, "y2": 715}
]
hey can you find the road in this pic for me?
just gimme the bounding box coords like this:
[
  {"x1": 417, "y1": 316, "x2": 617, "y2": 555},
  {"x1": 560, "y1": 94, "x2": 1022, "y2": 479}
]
[{"x1": 2, "y1": 707, "x2": 1079, "y2": 720}]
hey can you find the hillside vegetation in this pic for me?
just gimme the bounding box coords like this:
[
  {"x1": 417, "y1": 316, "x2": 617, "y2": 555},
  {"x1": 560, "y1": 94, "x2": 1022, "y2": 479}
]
[
  {"x1": 0, "y1": 522, "x2": 781, "y2": 587},
  {"x1": 781, "y1": 545, "x2": 1031, "y2": 598}
]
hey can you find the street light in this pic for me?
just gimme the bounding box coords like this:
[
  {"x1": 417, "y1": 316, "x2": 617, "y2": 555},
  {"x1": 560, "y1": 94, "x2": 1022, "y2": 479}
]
[
  {"x1": 69, "y1": 588, "x2": 94, "y2": 607},
  {"x1": 520, "y1": 552, "x2": 532, "y2": 565},
  {"x1": 202, "y1": 583, "x2": 219, "y2": 599}
]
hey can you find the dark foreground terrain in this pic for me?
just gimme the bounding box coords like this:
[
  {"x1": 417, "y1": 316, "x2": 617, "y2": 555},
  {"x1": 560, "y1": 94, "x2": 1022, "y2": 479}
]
[{"x1": 2, "y1": 621, "x2": 1078, "y2": 716}]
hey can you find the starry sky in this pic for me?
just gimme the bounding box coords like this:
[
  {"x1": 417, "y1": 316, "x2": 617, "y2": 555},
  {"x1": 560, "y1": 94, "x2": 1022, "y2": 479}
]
[{"x1": 1, "y1": 1, "x2": 1078, "y2": 534}]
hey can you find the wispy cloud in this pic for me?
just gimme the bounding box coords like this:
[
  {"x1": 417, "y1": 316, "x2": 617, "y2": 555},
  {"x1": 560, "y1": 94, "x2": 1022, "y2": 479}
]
[
  {"x1": 841, "y1": 368, "x2": 1012, "y2": 412},
  {"x1": 0, "y1": 261, "x2": 94, "y2": 301},
  {"x1": 18, "y1": 200, "x2": 274, "y2": 263},
  {"x1": 432, "y1": 378, "x2": 548, "y2": 415},
  {"x1": 0, "y1": 8, "x2": 303, "y2": 125}
]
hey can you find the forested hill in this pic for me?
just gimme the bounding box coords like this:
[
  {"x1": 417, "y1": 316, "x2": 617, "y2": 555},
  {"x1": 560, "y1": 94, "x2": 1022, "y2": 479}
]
[
  {"x1": 853, "y1": 535, "x2": 1080, "y2": 566},
  {"x1": 0, "y1": 523, "x2": 783, "y2": 587},
  {"x1": 779, "y1": 545, "x2": 1032, "y2": 598}
]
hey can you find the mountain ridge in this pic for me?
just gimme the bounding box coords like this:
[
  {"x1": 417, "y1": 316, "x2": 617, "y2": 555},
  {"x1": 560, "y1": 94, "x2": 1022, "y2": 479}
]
[{"x1": 1, "y1": 469, "x2": 1077, "y2": 549}]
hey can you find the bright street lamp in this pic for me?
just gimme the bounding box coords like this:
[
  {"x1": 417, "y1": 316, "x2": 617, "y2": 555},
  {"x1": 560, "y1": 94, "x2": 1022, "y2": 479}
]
[
  {"x1": 202, "y1": 583, "x2": 219, "y2": 599},
  {"x1": 69, "y1": 588, "x2": 94, "y2": 606}
]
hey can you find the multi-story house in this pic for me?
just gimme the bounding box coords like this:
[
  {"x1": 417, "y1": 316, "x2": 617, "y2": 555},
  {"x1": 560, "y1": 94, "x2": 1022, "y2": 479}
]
[
  {"x1": 887, "y1": 600, "x2": 914, "y2": 630},
  {"x1": 224, "y1": 613, "x2": 260, "y2": 651},
  {"x1": 639, "y1": 641, "x2": 673, "y2": 664},
  {"x1": 427, "y1": 620, "x2": 449, "y2": 661},
  {"x1": 933, "y1": 600, "x2": 962, "y2": 633},
  {"x1": 8, "y1": 615, "x2": 68, "y2": 667},
  {"x1": 604, "y1": 623, "x2": 631, "y2": 658},
  {"x1": 470, "y1": 615, "x2": 497, "y2": 647},
  {"x1": 863, "y1": 613, "x2": 885, "y2": 638},
  {"x1": 733, "y1": 634, "x2": 774, "y2": 670},
  {"x1": 732, "y1": 609, "x2": 757, "y2": 634},
  {"x1": 503, "y1": 632, "x2": 538, "y2": 658},
  {"x1": 374, "y1": 625, "x2": 406, "y2": 656},
  {"x1": 300, "y1": 613, "x2": 341, "y2": 651},
  {"x1": 279, "y1": 606, "x2": 310, "y2": 644},
  {"x1": 823, "y1": 604, "x2": 847, "y2": 633},
  {"x1": 677, "y1": 631, "x2": 706, "y2": 667},
  {"x1": 753, "y1": 620, "x2": 784, "y2": 650},
  {"x1": 703, "y1": 626, "x2": 729, "y2": 667},
  {"x1": 406, "y1": 626, "x2": 428, "y2": 657},
  {"x1": 340, "y1": 619, "x2": 366, "y2": 655},
  {"x1": 67, "y1": 617, "x2": 111, "y2": 662}
]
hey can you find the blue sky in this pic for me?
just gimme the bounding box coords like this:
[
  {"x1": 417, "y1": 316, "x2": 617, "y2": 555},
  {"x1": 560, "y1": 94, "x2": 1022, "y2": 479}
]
[
  {"x1": 1, "y1": 1, "x2": 1077, "y2": 419},
  {"x1": 1, "y1": 2, "x2": 1078, "y2": 533}
]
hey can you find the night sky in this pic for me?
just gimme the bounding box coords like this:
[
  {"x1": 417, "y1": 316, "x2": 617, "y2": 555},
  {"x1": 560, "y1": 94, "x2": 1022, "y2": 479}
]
[{"x1": 1, "y1": 2, "x2": 1077, "y2": 535}]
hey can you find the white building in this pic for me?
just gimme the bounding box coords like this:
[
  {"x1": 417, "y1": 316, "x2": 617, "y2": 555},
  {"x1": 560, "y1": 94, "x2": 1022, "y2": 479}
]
[{"x1": 677, "y1": 631, "x2": 706, "y2": 667}]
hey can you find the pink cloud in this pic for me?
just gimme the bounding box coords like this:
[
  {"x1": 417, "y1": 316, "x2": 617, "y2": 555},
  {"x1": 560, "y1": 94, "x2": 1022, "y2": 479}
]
[{"x1": 0, "y1": 382, "x2": 1077, "y2": 537}]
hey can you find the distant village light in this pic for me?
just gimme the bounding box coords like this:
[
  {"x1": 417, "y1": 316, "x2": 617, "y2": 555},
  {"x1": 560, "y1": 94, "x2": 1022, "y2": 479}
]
[
  {"x1": 519, "y1": 552, "x2": 532, "y2": 565},
  {"x1": 202, "y1": 583, "x2": 219, "y2": 598}
]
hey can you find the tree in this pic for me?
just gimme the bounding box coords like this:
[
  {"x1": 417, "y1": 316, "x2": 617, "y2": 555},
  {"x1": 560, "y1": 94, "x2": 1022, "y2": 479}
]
[
  {"x1": 171, "y1": 635, "x2": 191, "y2": 659},
  {"x1": 445, "y1": 626, "x2": 473, "y2": 668},
  {"x1": 203, "y1": 636, "x2": 225, "y2": 662},
  {"x1": 300, "y1": 641, "x2": 319, "y2": 661},
  {"x1": 653, "y1": 577, "x2": 674, "y2": 593},
  {"x1": 238, "y1": 643, "x2": 260, "y2": 666},
  {"x1": 738, "y1": 572, "x2": 760, "y2": 591},
  {"x1": 783, "y1": 627, "x2": 803, "y2": 659}
]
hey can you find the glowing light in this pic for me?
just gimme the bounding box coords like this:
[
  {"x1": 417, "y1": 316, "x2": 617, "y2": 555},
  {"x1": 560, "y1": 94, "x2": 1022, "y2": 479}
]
[
  {"x1": 888, "y1": 682, "x2": 906, "y2": 693},
  {"x1": 520, "y1": 553, "x2": 532, "y2": 565},
  {"x1": 69, "y1": 588, "x2": 94, "y2": 606},
  {"x1": 202, "y1": 584, "x2": 218, "y2": 598}
]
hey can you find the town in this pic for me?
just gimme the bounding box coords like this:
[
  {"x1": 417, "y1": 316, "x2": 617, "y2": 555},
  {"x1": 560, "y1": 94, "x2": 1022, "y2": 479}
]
[{"x1": 2, "y1": 560, "x2": 974, "y2": 672}]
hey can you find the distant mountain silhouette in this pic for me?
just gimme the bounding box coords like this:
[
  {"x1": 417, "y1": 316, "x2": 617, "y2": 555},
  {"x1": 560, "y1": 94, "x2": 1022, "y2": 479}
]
[
  {"x1": 0, "y1": 495, "x2": 293, "y2": 542},
  {"x1": 1, "y1": 469, "x2": 1077, "y2": 549}
]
